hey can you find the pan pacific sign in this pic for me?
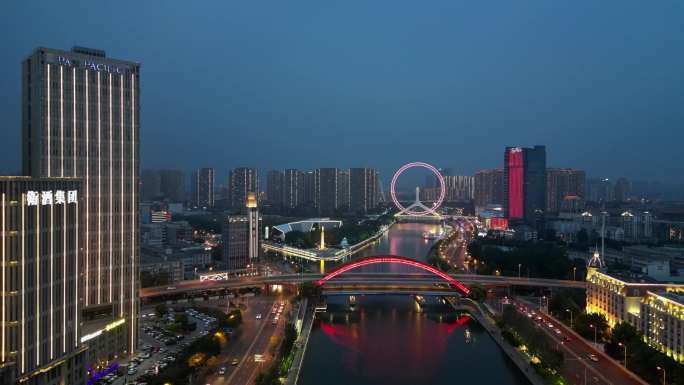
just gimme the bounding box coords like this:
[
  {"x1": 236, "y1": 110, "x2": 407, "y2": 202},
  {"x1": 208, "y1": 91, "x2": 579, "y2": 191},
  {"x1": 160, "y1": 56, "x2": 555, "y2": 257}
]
[{"x1": 50, "y1": 54, "x2": 134, "y2": 74}]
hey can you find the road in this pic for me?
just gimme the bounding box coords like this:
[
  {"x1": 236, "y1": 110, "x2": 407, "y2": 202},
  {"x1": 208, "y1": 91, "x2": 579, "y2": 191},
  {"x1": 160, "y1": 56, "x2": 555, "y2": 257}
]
[
  {"x1": 513, "y1": 298, "x2": 645, "y2": 385},
  {"x1": 141, "y1": 269, "x2": 584, "y2": 300},
  {"x1": 204, "y1": 297, "x2": 289, "y2": 385},
  {"x1": 441, "y1": 219, "x2": 473, "y2": 272}
]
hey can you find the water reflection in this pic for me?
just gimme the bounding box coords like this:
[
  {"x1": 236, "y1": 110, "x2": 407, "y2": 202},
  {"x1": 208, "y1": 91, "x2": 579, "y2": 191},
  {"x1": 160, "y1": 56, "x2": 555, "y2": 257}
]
[
  {"x1": 357, "y1": 223, "x2": 441, "y2": 261},
  {"x1": 299, "y1": 223, "x2": 530, "y2": 385},
  {"x1": 300, "y1": 295, "x2": 529, "y2": 385}
]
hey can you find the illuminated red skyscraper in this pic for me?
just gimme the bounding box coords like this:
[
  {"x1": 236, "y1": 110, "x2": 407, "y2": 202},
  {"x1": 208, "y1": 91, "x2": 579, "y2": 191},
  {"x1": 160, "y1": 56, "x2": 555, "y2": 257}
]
[
  {"x1": 505, "y1": 148, "x2": 524, "y2": 219},
  {"x1": 504, "y1": 146, "x2": 546, "y2": 221}
]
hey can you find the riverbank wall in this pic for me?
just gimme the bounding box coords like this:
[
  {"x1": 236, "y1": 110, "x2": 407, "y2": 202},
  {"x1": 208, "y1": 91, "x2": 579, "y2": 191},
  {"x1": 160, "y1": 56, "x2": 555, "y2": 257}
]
[
  {"x1": 285, "y1": 299, "x2": 315, "y2": 385},
  {"x1": 449, "y1": 298, "x2": 546, "y2": 385}
]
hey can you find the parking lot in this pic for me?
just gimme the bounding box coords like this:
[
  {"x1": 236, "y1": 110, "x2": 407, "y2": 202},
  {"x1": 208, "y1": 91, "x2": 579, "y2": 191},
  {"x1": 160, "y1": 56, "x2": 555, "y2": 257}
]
[{"x1": 92, "y1": 306, "x2": 217, "y2": 385}]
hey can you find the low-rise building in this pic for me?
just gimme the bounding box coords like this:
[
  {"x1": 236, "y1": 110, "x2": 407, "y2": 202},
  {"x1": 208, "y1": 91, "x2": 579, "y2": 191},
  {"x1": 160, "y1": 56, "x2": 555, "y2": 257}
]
[
  {"x1": 165, "y1": 220, "x2": 193, "y2": 246},
  {"x1": 640, "y1": 291, "x2": 684, "y2": 362},
  {"x1": 140, "y1": 245, "x2": 212, "y2": 283},
  {"x1": 585, "y1": 268, "x2": 684, "y2": 328},
  {"x1": 140, "y1": 256, "x2": 184, "y2": 285}
]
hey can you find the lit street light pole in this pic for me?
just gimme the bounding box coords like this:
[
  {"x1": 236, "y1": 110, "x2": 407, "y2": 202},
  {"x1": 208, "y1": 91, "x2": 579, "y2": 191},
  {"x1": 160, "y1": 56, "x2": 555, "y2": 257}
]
[
  {"x1": 518, "y1": 263, "x2": 522, "y2": 278},
  {"x1": 618, "y1": 342, "x2": 627, "y2": 369},
  {"x1": 657, "y1": 366, "x2": 667, "y2": 385},
  {"x1": 573, "y1": 266, "x2": 577, "y2": 281},
  {"x1": 589, "y1": 324, "x2": 597, "y2": 345},
  {"x1": 566, "y1": 309, "x2": 573, "y2": 329}
]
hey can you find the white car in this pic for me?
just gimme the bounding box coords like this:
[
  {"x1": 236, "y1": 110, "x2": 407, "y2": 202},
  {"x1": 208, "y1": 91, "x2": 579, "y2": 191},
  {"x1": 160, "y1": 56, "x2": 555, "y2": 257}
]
[{"x1": 256, "y1": 313, "x2": 262, "y2": 320}]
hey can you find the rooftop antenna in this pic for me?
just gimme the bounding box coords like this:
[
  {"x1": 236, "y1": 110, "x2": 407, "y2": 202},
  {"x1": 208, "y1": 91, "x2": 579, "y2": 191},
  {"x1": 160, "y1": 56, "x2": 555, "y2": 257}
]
[{"x1": 601, "y1": 205, "x2": 607, "y2": 261}]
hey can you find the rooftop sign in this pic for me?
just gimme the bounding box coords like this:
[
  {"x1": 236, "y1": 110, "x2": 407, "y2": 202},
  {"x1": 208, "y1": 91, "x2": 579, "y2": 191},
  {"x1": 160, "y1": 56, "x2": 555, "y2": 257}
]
[{"x1": 47, "y1": 53, "x2": 134, "y2": 74}]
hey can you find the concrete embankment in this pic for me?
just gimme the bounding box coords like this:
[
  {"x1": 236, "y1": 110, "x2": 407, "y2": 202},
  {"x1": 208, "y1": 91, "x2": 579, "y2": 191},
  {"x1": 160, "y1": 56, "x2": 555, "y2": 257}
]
[
  {"x1": 285, "y1": 299, "x2": 315, "y2": 385},
  {"x1": 450, "y1": 298, "x2": 546, "y2": 385}
]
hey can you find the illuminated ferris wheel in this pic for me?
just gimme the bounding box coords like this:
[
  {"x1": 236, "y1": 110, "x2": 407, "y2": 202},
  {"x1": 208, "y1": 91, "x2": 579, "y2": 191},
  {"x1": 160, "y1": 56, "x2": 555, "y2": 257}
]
[{"x1": 390, "y1": 162, "x2": 445, "y2": 217}]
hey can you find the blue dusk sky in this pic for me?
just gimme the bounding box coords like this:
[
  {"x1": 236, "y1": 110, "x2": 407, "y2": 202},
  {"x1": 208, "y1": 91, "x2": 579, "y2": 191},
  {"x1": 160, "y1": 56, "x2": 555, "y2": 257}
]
[{"x1": 1, "y1": 1, "x2": 683, "y2": 187}]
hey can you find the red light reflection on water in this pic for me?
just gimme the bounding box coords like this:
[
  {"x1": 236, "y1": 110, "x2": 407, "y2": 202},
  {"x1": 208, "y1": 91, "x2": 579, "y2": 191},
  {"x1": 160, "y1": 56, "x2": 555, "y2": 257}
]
[{"x1": 319, "y1": 314, "x2": 470, "y2": 384}]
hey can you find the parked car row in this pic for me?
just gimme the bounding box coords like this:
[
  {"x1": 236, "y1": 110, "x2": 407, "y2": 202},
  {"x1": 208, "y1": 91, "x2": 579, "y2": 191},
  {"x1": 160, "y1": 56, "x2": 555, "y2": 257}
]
[{"x1": 185, "y1": 308, "x2": 217, "y2": 326}]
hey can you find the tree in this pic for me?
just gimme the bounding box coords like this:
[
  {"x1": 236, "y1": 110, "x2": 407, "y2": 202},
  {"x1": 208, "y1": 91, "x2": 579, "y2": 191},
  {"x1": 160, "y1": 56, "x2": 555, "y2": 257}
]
[
  {"x1": 548, "y1": 289, "x2": 583, "y2": 322},
  {"x1": 468, "y1": 284, "x2": 487, "y2": 302},
  {"x1": 576, "y1": 229, "x2": 589, "y2": 245},
  {"x1": 284, "y1": 230, "x2": 314, "y2": 249},
  {"x1": 500, "y1": 305, "x2": 564, "y2": 370},
  {"x1": 298, "y1": 282, "x2": 322, "y2": 299},
  {"x1": 467, "y1": 240, "x2": 573, "y2": 279},
  {"x1": 573, "y1": 313, "x2": 609, "y2": 342},
  {"x1": 603, "y1": 322, "x2": 684, "y2": 385},
  {"x1": 225, "y1": 309, "x2": 242, "y2": 328},
  {"x1": 155, "y1": 303, "x2": 168, "y2": 318},
  {"x1": 278, "y1": 323, "x2": 298, "y2": 360}
]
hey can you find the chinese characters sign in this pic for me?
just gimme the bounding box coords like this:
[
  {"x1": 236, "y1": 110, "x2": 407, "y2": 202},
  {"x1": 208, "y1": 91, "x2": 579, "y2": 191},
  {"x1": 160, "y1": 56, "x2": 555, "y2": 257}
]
[{"x1": 26, "y1": 190, "x2": 78, "y2": 206}]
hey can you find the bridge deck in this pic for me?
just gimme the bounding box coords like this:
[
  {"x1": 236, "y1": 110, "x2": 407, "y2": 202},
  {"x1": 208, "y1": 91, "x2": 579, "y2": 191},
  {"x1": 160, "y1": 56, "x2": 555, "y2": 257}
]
[{"x1": 140, "y1": 272, "x2": 584, "y2": 299}]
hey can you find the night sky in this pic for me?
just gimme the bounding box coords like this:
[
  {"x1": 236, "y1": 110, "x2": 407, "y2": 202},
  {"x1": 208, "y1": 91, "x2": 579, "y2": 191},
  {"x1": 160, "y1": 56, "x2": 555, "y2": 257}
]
[{"x1": 1, "y1": 1, "x2": 683, "y2": 186}]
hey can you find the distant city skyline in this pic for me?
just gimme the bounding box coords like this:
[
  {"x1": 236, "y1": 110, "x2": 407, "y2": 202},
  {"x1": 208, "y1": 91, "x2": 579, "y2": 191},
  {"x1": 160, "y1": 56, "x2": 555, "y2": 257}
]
[{"x1": 1, "y1": 2, "x2": 684, "y2": 186}]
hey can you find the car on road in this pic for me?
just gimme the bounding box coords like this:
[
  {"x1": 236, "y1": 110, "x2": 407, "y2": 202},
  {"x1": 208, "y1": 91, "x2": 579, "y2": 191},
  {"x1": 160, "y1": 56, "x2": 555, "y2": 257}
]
[
  {"x1": 588, "y1": 354, "x2": 599, "y2": 362},
  {"x1": 256, "y1": 313, "x2": 262, "y2": 320},
  {"x1": 218, "y1": 366, "x2": 227, "y2": 375},
  {"x1": 232, "y1": 358, "x2": 239, "y2": 366}
]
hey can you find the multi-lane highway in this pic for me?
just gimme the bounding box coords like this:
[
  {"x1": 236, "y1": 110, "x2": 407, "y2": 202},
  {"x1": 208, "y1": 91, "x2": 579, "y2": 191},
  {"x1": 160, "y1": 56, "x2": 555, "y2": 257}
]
[
  {"x1": 203, "y1": 297, "x2": 290, "y2": 385},
  {"x1": 513, "y1": 298, "x2": 646, "y2": 385}
]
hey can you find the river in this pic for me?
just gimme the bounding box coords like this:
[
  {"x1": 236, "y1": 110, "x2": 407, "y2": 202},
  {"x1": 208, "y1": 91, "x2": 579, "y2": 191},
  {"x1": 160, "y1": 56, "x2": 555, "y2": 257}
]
[{"x1": 298, "y1": 223, "x2": 530, "y2": 385}]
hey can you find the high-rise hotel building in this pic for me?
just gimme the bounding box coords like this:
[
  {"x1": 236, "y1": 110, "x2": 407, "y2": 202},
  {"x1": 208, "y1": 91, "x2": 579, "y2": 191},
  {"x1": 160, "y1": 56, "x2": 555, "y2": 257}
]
[
  {"x1": 21, "y1": 47, "x2": 140, "y2": 363},
  {"x1": 192, "y1": 168, "x2": 214, "y2": 208},
  {"x1": 0, "y1": 177, "x2": 85, "y2": 385}
]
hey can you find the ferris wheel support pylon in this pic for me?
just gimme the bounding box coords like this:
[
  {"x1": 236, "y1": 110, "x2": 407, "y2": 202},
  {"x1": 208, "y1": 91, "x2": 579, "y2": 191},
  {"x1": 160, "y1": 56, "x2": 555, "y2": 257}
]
[{"x1": 391, "y1": 162, "x2": 445, "y2": 218}]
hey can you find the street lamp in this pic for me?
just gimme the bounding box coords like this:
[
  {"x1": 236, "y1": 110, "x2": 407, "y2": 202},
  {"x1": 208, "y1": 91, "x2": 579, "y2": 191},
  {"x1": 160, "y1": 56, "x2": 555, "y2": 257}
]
[
  {"x1": 589, "y1": 324, "x2": 597, "y2": 345},
  {"x1": 565, "y1": 309, "x2": 573, "y2": 328},
  {"x1": 657, "y1": 366, "x2": 667, "y2": 385},
  {"x1": 618, "y1": 342, "x2": 627, "y2": 369},
  {"x1": 518, "y1": 263, "x2": 522, "y2": 278},
  {"x1": 573, "y1": 266, "x2": 577, "y2": 281}
]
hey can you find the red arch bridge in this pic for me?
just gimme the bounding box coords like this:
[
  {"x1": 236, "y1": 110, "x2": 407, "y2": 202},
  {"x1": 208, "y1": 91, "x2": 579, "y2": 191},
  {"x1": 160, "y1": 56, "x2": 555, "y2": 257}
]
[
  {"x1": 315, "y1": 255, "x2": 471, "y2": 296},
  {"x1": 140, "y1": 255, "x2": 585, "y2": 301}
]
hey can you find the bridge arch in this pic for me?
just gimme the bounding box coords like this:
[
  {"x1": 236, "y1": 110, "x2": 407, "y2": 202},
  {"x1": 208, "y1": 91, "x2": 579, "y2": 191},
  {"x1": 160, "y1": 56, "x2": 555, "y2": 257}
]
[{"x1": 317, "y1": 255, "x2": 470, "y2": 296}]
